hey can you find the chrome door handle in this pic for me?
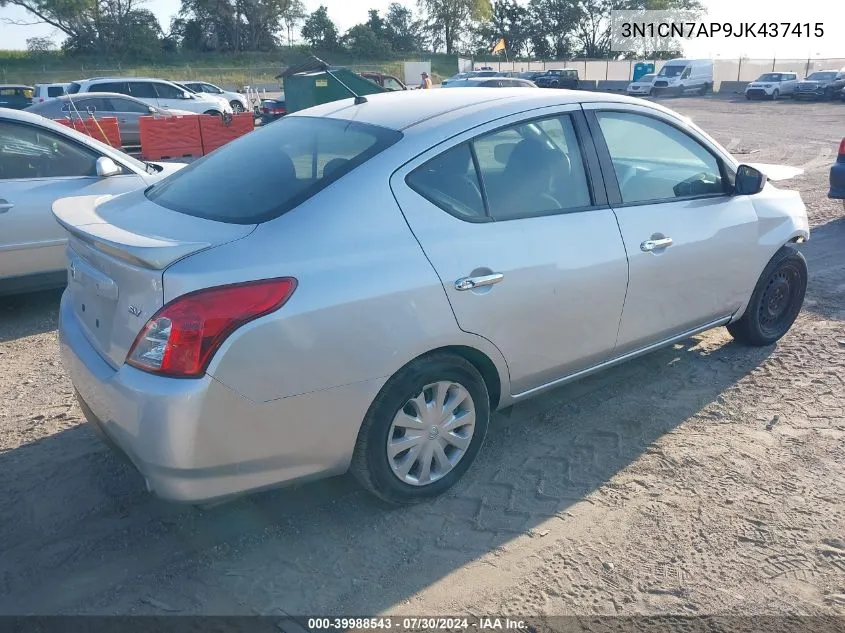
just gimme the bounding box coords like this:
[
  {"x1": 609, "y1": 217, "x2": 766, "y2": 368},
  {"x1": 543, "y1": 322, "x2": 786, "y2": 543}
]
[
  {"x1": 0, "y1": 200, "x2": 13, "y2": 213},
  {"x1": 640, "y1": 237, "x2": 673, "y2": 252},
  {"x1": 455, "y1": 273, "x2": 504, "y2": 291}
]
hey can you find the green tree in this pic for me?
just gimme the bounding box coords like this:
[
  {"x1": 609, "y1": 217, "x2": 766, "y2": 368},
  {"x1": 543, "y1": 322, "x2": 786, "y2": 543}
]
[
  {"x1": 476, "y1": 0, "x2": 529, "y2": 57},
  {"x1": 528, "y1": 0, "x2": 579, "y2": 59},
  {"x1": 417, "y1": 0, "x2": 491, "y2": 54},
  {"x1": 341, "y1": 23, "x2": 391, "y2": 58},
  {"x1": 26, "y1": 35, "x2": 56, "y2": 54},
  {"x1": 384, "y1": 2, "x2": 425, "y2": 52},
  {"x1": 301, "y1": 4, "x2": 339, "y2": 49},
  {"x1": 280, "y1": 0, "x2": 306, "y2": 46}
]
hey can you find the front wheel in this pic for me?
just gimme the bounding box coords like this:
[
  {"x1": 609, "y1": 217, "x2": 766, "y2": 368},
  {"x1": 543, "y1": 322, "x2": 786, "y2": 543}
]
[
  {"x1": 230, "y1": 100, "x2": 245, "y2": 113},
  {"x1": 727, "y1": 246, "x2": 807, "y2": 346},
  {"x1": 772, "y1": 89, "x2": 779, "y2": 100},
  {"x1": 203, "y1": 109, "x2": 222, "y2": 116},
  {"x1": 350, "y1": 353, "x2": 490, "y2": 505}
]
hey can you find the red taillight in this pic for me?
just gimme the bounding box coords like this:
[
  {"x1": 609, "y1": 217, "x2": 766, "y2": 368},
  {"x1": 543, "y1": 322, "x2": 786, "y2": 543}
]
[
  {"x1": 839, "y1": 138, "x2": 845, "y2": 157},
  {"x1": 126, "y1": 278, "x2": 297, "y2": 378}
]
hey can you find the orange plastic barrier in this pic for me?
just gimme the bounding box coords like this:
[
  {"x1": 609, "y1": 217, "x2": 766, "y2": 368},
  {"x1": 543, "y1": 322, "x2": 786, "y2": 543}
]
[
  {"x1": 139, "y1": 115, "x2": 203, "y2": 160},
  {"x1": 55, "y1": 117, "x2": 121, "y2": 148},
  {"x1": 199, "y1": 113, "x2": 255, "y2": 155}
]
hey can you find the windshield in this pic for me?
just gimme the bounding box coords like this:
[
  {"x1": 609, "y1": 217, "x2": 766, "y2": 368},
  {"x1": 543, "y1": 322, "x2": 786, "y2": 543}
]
[
  {"x1": 637, "y1": 74, "x2": 655, "y2": 82},
  {"x1": 806, "y1": 72, "x2": 836, "y2": 80},
  {"x1": 658, "y1": 65, "x2": 685, "y2": 78},
  {"x1": 757, "y1": 73, "x2": 784, "y2": 82},
  {"x1": 146, "y1": 116, "x2": 402, "y2": 224}
]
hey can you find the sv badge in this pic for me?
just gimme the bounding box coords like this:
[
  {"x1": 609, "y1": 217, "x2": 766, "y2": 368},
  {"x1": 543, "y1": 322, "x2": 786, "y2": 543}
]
[{"x1": 128, "y1": 305, "x2": 143, "y2": 317}]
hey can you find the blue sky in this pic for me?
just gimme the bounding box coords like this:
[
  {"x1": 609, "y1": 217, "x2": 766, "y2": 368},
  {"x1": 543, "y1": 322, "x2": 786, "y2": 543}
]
[{"x1": 1, "y1": 0, "x2": 842, "y2": 59}]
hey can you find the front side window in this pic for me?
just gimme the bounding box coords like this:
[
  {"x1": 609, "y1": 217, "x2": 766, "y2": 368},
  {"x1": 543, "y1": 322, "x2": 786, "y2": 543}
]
[
  {"x1": 383, "y1": 77, "x2": 404, "y2": 91},
  {"x1": 152, "y1": 82, "x2": 183, "y2": 99},
  {"x1": 407, "y1": 114, "x2": 592, "y2": 222},
  {"x1": 596, "y1": 111, "x2": 725, "y2": 204},
  {"x1": 0, "y1": 121, "x2": 99, "y2": 180},
  {"x1": 127, "y1": 82, "x2": 158, "y2": 98},
  {"x1": 146, "y1": 116, "x2": 401, "y2": 224}
]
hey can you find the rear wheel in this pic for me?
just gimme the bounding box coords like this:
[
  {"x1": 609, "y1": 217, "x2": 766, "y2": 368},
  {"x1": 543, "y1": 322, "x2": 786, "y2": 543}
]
[
  {"x1": 727, "y1": 246, "x2": 807, "y2": 346},
  {"x1": 350, "y1": 353, "x2": 490, "y2": 505}
]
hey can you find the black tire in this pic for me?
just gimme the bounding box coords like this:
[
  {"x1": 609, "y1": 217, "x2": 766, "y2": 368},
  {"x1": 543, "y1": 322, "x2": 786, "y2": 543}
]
[
  {"x1": 350, "y1": 353, "x2": 490, "y2": 505},
  {"x1": 203, "y1": 109, "x2": 221, "y2": 116},
  {"x1": 230, "y1": 101, "x2": 245, "y2": 113},
  {"x1": 699, "y1": 83, "x2": 709, "y2": 96},
  {"x1": 727, "y1": 246, "x2": 807, "y2": 346},
  {"x1": 746, "y1": 93, "x2": 752, "y2": 100},
  {"x1": 772, "y1": 89, "x2": 779, "y2": 100}
]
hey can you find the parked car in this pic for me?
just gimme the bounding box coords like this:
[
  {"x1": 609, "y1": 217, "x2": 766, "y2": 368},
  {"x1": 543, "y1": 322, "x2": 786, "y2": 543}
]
[
  {"x1": 33, "y1": 82, "x2": 70, "y2": 104},
  {"x1": 829, "y1": 137, "x2": 845, "y2": 211},
  {"x1": 0, "y1": 85, "x2": 34, "y2": 109},
  {"x1": 178, "y1": 81, "x2": 250, "y2": 113},
  {"x1": 442, "y1": 78, "x2": 537, "y2": 88},
  {"x1": 259, "y1": 96, "x2": 287, "y2": 123},
  {"x1": 534, "y1": 69, "x2": 579, "y2": 89},
  {"x1": 626, "y1": 73, "x2": 655, "y2": 96},
  {"x1": 652, "y1": 59, "x2": 713, "y2": 95},
  {"x1": 744, "y1": 72, "x2": 799, "y2": 100},
  {"x1": 66, "y1": 78, "x2": 233, "y2": 115},
  {"x1": 793, "y1": 70, "x2": 845, "y2": 100},
  {"x1": 498, "y1": 71, "x2": 521, "y2": 78},
  {"x1": 360, "y1": 72, "x2": 407, "y2": 91},
  {"x1": 519, "y1": 71, "x2": 546, "y2": 81},
  {"x1": 56, "y1": 89, "x2": 809, "y2": 506},
  {"x1": 0, "y1": 108, "x2": 185, "y2": 296},
  {"x1": 25, "y1": 93, "x2": 196, "y2": 146},
  {"x1": 442, "y1": 72, "x2": 473, "y2": 86}
]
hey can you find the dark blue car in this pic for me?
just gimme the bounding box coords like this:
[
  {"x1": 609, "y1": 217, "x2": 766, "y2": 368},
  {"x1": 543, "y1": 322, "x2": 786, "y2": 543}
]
[{"x1": 830, "y1": 138, "x2": 845, "y2": 207}]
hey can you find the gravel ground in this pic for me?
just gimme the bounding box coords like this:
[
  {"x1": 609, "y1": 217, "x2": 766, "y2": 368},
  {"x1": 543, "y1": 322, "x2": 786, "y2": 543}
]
[{"x1": 0, "y1": 95, "x2": 843, "y2": 618}]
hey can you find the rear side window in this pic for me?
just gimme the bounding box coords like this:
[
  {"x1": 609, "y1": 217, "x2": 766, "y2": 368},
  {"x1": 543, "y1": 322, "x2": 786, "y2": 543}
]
[
  {"x1": 92, "y1": 82, "x2": 128, "y2": 94},
  {"x1": 127, "y1": 82, "x2": 157, "y2": 98},
  {"x1": 146, "y1": 116, "x2": 402, "y2": 224},
  {"x1": 48, "y1": 86, "x2": 65, "y2": 97},
  {"x1": 153, "y1": 82, "x2": 183, "y2": 99}
]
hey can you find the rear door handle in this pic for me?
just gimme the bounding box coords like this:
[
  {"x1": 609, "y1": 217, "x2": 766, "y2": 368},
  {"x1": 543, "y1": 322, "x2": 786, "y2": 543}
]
[
  {"x1": 455, "y1": 273, "x2": 504, "y2": 291},
  {"x1": 0, "y1": 200, "x2": 13, "y2": 213},
  {"x1": 640, "y1": 237, "x2": 673, "y2": 252}
]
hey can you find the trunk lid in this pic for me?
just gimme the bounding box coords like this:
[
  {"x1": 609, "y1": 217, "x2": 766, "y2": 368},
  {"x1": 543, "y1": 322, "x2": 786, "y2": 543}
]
[{"x1": 53, "y1": 190, "x2": 256, "y2": 368}]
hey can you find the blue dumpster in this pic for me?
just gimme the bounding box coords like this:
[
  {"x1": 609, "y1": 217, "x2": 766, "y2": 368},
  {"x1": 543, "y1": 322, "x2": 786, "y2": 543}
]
[{"x1": 633, "y1": 62, "x2": 655, "y2": 81}]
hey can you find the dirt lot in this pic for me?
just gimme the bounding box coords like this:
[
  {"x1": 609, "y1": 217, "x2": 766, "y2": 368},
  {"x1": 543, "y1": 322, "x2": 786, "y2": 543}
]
[{"x1": 1, "y1": 96, "x2": 844, "y2": 619}]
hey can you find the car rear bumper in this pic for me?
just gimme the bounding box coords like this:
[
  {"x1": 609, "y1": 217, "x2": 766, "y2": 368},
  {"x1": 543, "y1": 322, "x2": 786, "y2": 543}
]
[
  {"x1": 59, "y1": 290, "x2": 384, "y2": 503},
  {"x1": 829, "y1": 162, "x2": 845, "y2": 200}
]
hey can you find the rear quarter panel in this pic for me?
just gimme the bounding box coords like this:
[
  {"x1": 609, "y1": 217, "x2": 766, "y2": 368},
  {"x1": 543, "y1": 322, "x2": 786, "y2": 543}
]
[{"x1": 162, "y1": 150, "x2": 510, "y2": 404}]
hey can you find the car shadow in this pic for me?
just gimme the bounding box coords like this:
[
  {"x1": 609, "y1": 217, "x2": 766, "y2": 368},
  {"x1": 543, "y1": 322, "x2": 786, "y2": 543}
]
[
  {"x1": 0, "y1": 288, "x2": 62, "y2": 343},
  {"x1": 800, "y1": 215, "x2": 845, "y2": 320},
  {"x1": 0, "y1": 329, "x2": 773, "y2": 615}
]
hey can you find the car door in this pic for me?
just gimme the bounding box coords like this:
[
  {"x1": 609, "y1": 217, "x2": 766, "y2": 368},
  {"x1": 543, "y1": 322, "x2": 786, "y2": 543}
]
[
  {"x1": 583, "y1": 104, "x2": 760, "y2": 354},
  {"x1": 391, "y1": 107, "x2": 629, "y2": 395},
  {"x1": 151, "y1": 81, "x2": 187, "y2": 110},
  {"x1": 102, "y1": 96, "x2": 151, "y2": 145},
  {"x1": 0, "y1": 119, "x2": 144, "y2": 281},
  {"x1": 126, "y1": 81, "x2": 160, "y2": 108}
]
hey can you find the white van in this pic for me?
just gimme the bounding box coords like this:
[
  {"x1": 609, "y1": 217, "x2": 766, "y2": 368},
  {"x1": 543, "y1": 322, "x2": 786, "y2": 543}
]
[
  {"x1": 652, "y1": 59, "x2": 713, "y2": 96},
  {"x1": 33, "y1": 82, "x2": 69, "y2": 103}
]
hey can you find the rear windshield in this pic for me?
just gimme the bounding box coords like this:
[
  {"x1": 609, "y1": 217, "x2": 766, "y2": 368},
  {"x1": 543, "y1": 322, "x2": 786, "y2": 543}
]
[
  {"x1": 48, "y1": 86, "x2": 65, "y2": 97},
  {"x1": 146, "y1": 116, "x2": 402, "y2": 224}
]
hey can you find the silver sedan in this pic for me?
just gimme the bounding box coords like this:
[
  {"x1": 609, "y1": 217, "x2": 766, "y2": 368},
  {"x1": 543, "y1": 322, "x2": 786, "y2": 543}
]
[
  {"x1": 55, "y1": 88, "x2": 809, "y2": 505},
  {"x1": 25, "y1": 92, "x2": 196, "y2": 146},
  {"x1": 0, "y1": 108, "x2": 185, "y2": 295}
]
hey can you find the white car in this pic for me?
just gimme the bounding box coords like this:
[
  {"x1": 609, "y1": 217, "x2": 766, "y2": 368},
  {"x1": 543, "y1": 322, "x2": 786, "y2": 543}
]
[
  {"x1": 33, "y1": 82, "x2": 70, "y2": 104},
  {"x1": 745, "y1": 72, "x2": 799, "y2": 100},
  {"x1": 66, "y1": 78, "x2": 233, "y2": 115},
  {"x1": 179, "y1": 81, "x2": 250, "y2": 113},
  {"x1": 626, "y1": 73, "x2": 655, "y2": 96},
  {"x1": 0, "y1": 108, "x2": 185, "y2": 295}
]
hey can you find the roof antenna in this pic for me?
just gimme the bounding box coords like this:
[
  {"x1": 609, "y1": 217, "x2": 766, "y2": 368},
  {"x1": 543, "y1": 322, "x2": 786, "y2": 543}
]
[{"x1": 325, "y1": 68, "x2": 368, "y2": 104}]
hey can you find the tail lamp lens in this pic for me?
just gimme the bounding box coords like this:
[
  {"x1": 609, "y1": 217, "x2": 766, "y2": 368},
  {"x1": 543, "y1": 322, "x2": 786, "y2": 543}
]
[{"x1": 126, "y1": 278, "x2": 297, "y2": 377}]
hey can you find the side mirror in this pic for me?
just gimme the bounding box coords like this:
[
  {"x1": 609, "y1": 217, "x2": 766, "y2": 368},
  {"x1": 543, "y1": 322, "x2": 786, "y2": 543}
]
[
  {"x1": 734, "y1": 164, "x2": 765, "y2": 195},
  {"x1": 182, "y1": 92, "x2": 193, "y2": 99},
  {"x1": 148, "y1": 106, "x2": 156, "y2": 114},
  {"x1": 96, "y1": 156, "x2": 121, "y2": 178}
]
